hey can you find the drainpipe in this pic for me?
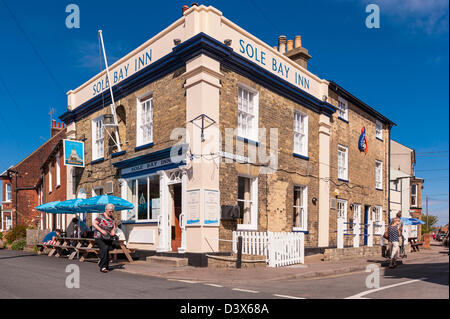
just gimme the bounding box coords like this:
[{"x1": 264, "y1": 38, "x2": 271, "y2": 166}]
[{"x1": 387, "y1": 126, "x2": 390, "y2": 223}]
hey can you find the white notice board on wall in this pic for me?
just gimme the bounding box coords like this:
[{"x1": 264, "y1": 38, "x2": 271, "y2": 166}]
[
  {"x1": 204, "y1": 189, "x2": 220, "y2": 226},
  {"x1": 186, "y1": 189, "x2": 200, "y2": 226}
]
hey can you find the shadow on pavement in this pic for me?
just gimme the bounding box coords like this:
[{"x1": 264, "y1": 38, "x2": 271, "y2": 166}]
[{"x1": 365, "y1": 257, "x2": 449, "y2": 287}]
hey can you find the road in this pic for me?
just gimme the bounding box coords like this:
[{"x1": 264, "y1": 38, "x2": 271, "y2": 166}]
[{"x1": 0, "y1": 248, "x2": 448, "y2": 300}]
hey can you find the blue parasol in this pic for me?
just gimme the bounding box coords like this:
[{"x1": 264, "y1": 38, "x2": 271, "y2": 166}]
[
  {"x1": 401, "y1": 217, "x2": 425, "y2": 225},
  {"x1": 36, "y1": 201, "x2": 75, "y2": 214},
  {"x1": 78, "y1": 195, "x2": 134, "y2": 212}
]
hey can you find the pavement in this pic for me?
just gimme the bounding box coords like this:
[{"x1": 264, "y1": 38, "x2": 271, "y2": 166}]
[
  {"x1": 115, "y1": 241, "x2": 449, "y2": 284},
  {"x1": 1, "y1": 241, "x2": 447, "y2": 299}
]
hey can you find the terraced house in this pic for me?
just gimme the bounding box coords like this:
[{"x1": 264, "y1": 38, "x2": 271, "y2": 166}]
[{"x1": 59, "y1": 4, "x2": 394, "y2": 256}]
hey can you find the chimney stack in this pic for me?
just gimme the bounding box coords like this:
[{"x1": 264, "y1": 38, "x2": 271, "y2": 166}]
[
  {"x1": 278, "y1": 35, "x2": 287, "y2": 54},
  {"x1": 51, "y1": 120, "x2": 65, "y2": 137},
  {"x1": 284, "y1": 34, "x2": 311, "y2": 69}
]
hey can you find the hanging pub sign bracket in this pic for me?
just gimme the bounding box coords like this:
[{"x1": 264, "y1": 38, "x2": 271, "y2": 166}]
[{"x1": 188, "y1": 113, "x2": 216, "y2": 142}]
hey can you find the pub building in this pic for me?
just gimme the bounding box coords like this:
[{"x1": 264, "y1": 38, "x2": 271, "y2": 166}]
[{"x1": 60, "y1": 4, "x2": 394, "y2": 258}]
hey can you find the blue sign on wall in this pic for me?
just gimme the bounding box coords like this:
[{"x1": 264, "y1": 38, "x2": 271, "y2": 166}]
[{"x1": 63, "y1": 139, "x2": 85, "y2": 167}]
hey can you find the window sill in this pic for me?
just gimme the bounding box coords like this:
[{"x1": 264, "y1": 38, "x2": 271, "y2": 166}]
[
  {"x1": 338, "y1": 117, "x2": 349, "y2": 124},
  {"x1": 111, "y1": 150, "x2": 126, "y2": 158},
  {"x1": 135, "y1": 142, "x2": 154, "y2": 152},
  {"x1": 237, "y1": 136, "x2": 259, "y2": 146},
  {"x1": 292, "y1": 228, "x2": 309, "y2": 234},
  {"x1": 376, "y1": 187, "x2": 383, "y2": 191},
  {"x1": 376, "y1": 137, "x2": 383, "y2": 141},
  {"x1": 2, "y1": 200, "x2": 12, "y2": 204},
  {"x1": 338, "y1": 178, "x2": 349, "y2": 183},
  {"x1": 293, "y1": 153, "x2": 309, "y2": 161},
  {"x1": 91, "y1": 157, "x2": 104, "y2": 165},
  {"x1": 56, "y1": 184, "x2": 61, "y2": 189}
]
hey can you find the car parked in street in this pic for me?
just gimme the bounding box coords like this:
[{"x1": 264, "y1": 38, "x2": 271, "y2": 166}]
[{"x1": 436, "y1": 232, "x2": 446, "y2": 241}]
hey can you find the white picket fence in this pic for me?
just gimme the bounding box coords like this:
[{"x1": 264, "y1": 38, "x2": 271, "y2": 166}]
[
  {"x1": 232, "y1": 231, "x2": 268, "y2": 256},
  {"x1": 232, "y1": 231, "x2": 305, "y2": 267}
]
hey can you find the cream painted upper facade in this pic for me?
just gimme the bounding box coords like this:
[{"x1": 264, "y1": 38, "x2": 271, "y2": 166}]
[{"x1": 67, "y1": 5, "x2": 329, "y2": 111}]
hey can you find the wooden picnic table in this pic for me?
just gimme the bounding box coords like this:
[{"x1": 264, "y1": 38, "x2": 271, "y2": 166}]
[
  {"x1": 37, "y1": 237, "x2": 135, "y2": 263},
  {"x1": 408, "y1": 237, "x2": 423, "y2": 252}
]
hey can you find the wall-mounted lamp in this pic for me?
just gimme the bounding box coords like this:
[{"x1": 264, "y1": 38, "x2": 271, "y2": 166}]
[
  {"x1": 322, "y1": 95, "x2": 328, "y2": 102},
  {"x1": 173, "y1": 38, "x2": 181, "y2": 46},
  {"x1": 334, "y1": 189, "x2": 339, "y2": 197},
  {"x1": 350, "y1": 204, "x2": 354, "y2": 210},
  {"x1": 312, "y1": 197, "x2": 317, "y2": 205},
  {"x1": 104, "y1": 114, "x2": 114, "y2": 125},
  {"x1": 224, "y1": 39, "x2": 232, "y2": 46}
]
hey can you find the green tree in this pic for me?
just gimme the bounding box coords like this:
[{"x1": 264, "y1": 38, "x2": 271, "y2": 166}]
[{"x1": 420, "y1": 214, "x2": 439, "y2": 234}]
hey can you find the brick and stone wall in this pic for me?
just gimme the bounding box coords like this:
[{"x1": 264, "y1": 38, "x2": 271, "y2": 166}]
[
  {"x1": 328, "y1": 90, "x2": 390, "y2": 247},
  {"x1": 218, "y1": 67, "x2": 320, "y2": 249}
]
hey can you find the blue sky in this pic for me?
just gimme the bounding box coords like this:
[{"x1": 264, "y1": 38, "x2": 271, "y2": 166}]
[{"x1": 0, "y1": 0, "x2": 448, "y2": 225}]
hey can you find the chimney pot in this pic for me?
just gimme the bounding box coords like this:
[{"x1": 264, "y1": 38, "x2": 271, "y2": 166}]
[
  {"x1": 273, "y1": 46, "x2": 278, "y2": 51},
  {"x1": 278, "y1": 35, "x2": 287, "y2": 54},
  {"x1": 52, "y1": 119, "x2": 56, "y2": 128},
  {"x1": 294, "y1": 36, "x2": 302, "y2": 49},
  {"x1": 286, "y1": 39, "x2": 293, "y2": 52},
  {"x1": 182, "y1": 5, "x2": 189, "y2": 15},
  {"x1": 191, "y1": 2, "x2": 198, "y2": 6}
]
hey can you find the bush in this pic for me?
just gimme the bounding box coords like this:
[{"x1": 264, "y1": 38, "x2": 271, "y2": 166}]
[
  {"x1": 11, "y1": 239, "x2": 26, "y2": 250},
  {"x1": 4, "y1": 225, "x2": 27, "y2": 244}
]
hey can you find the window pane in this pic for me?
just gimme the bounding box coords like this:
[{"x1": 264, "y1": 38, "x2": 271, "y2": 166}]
[{"x1": 137, "y1": 178, "x2": 148, "y2": 220}]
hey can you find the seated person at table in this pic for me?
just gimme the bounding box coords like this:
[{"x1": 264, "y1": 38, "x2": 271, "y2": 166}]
[
  {"x1": 66, "y1": 217, "x2": 79, "y2": 238},
  {"x1": 42, "y1": 229, "x2": 62, "y2": 245}
]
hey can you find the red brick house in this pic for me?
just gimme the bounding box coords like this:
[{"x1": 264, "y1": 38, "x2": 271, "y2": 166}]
[{"x1": 1, "y1": 121, "x2": 67, "y2": 230}]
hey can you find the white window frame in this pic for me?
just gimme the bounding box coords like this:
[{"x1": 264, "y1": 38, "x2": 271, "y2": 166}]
[
  {"x1": 338, "y1": 145, "x2": 348, "y2": 181},
  {"x1": 293, "y1": 111, "x2": 308, "y2": 157},
  {"x1": 337, "y1": 96, "x2": 348, "y2": 121},
  {"x1": 293, "y1": 185, "x2": 308, "y2": 231},
  {"x1": 375, "y1": 160, "x2": 383, "y2": 190},
  {"x1": 5, "y1": 183, "x2": 11, "y2": 202},
  {"x1": 136, "y1": 96, "x2": 154, "y2": 147},
  {"x1": 56, "y1": 152, "x2": 61, "y2": 187},
  {"x1": 337, "y1": 199, "x2": 348, "y2": 221},
  {"x1": 2, "y1": 211, "x2": 12, "y2": 231},
  {"x1": 92, "y1": 116, "x2": 104, "y2": 161},
  {"x1": 130, "y1": 174, "x2": 160, "y2": 223},
  {"x1": 376, "y1": 120, "x2": 383, "y2": 140},
  {"x1": 48, "y1": 163, "x2": 52, "y2": 193},
  {"x1": 374, "y1": 206, "x2": 383, "y2": 235},
  {"x1": 237, "y1": 84, "x2": 259, "y2": 142},
  {"x1": 411, "y1": 184, "x2": 417, "y2": 207},
  {"x1": 237, "y1": 175, "x2": 258, "y2": 231}
]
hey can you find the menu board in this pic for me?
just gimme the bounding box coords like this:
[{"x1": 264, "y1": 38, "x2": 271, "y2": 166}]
[
  {"x1": 186, "y1": 189, "x2": 200, "y2": 225},
  {"x1": 204, "y1": 189, "x2": 220, "y2": 226}
]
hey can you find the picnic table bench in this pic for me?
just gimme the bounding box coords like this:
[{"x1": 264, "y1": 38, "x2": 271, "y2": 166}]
[
  {"x1": 36, "y1": 237, "x2": 135, "y2": 262},
  {"x1": 408, "y1": 237, "x2": 423, "y2": 252}
]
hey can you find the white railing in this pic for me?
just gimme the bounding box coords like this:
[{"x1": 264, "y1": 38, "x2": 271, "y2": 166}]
[
  {"x1": 232, "y1": 231, "x2": 268, "y2": 256},
  {"x1": 232, "y1": 231, "x2": 305, "y2": 267}
]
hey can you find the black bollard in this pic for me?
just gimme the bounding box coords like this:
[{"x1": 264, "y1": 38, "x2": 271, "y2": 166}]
[{"x1": 236, "y1": 236, "x2": 243, "y2": 269}]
